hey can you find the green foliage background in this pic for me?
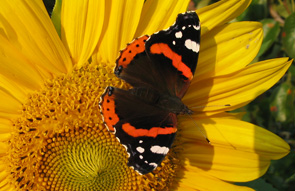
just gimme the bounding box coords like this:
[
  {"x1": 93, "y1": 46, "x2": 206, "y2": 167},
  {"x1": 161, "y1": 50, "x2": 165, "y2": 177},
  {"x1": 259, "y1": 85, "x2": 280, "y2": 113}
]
[{"x1": 43, "y1": 0, "x2": 295, "y2": 190}]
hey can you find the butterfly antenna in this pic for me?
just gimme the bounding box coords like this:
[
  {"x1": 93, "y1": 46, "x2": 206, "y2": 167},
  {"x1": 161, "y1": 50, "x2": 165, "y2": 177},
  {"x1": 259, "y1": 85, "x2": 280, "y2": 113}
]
[{"x1": 185, "y1": 114, "x2": 210, "y2": 144}]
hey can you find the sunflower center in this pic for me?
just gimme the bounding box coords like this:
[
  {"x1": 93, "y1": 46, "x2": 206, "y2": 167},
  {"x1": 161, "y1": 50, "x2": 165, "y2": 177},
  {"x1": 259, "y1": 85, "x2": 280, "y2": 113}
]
[
  {"x1": 38, "y1": 126, "x2": 138, "y2": 190},
  {"x1": 8, "y1": 63, "x2": 182, "y2": 190}
]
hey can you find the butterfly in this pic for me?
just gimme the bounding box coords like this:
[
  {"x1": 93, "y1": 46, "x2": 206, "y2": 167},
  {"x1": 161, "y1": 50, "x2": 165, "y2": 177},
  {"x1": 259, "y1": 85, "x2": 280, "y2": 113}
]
[{"x1": 100, "y1": 11, "x2": 200, "y2": 175}]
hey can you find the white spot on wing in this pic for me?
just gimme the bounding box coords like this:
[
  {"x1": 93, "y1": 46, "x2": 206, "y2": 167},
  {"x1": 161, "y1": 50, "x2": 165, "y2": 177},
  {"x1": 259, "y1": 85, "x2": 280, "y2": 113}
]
[
  {"x1": 172, "y1": 41, "x2": 176, "y2": 45},
  {"x1": 149, "y1": 162, "x2": 158, "y2": 168},
  {"x1": 185, "y1": 39, "x2": 200, "y2": 53},
  {"x1": 193, "y1": 25, "x2": 200, "y2": 30},
  {"x1": 182, "y1": 26, "x2": 186, "y2": 30},
  {"x1": 130, "y1": 166, "x2": 142, "y2": 175},
  {"x1": 175, "y1": 31, "x2": 182, "y2": 38},
  {"x1": 144, "y1": 161, "x2": 148, "y2": 164},
  {"x1": 121, "y1": 144, "x2": 130, "y2": 157},
  {"x1": 139, "y1": 155, "x2": 143, "y2": 159},
  {"x1": 136, "y1": 146, "x2": 145, "y2": 153},
  {"x1": 139, "y1": 140, "x2": 143, "y2": 144},
  {"x1": 150, "y1": 145, "x2": 169, "y2": 155}
]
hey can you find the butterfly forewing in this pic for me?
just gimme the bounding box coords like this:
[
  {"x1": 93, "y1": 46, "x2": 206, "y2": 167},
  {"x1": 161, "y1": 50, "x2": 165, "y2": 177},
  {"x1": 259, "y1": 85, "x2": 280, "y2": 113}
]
[{"x1": 145, "y1": 12, "x2": 200, "y2": 97}]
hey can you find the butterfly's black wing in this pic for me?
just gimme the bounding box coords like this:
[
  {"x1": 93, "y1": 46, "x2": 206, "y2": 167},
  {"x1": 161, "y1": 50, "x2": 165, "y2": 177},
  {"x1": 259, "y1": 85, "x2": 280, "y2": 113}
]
[{"x1": 100, "y1": 87, "x2": 177, "y2": 174}]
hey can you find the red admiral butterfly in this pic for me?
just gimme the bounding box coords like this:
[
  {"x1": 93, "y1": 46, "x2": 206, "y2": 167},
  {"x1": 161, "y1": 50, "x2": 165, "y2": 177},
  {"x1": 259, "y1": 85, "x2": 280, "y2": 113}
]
[{"x1": 100, "y1": 11, "x2": 200, "y2": 175}]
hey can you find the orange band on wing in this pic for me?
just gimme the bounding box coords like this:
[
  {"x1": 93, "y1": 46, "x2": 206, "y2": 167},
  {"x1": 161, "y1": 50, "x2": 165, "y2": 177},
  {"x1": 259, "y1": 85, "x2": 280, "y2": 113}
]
[
  {"x1": 100, "y1": 90, "x2": 119, "y2": 132},
  {"x1": 122, "y1": 123, "x2": 177, "y2": 138},
  {"x1": 117, "y1": 35, "x2": 149, "y2": 68},
  {"x1": 150, "y1": 43, "x2": 193, "y2": 80}
]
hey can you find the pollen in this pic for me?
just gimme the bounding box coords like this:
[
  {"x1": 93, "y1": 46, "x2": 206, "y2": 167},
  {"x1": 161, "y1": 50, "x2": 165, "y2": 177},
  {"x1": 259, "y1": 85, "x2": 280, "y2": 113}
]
[{"x1": 6, "y1": 62, "x2": 181, "y2": 190}]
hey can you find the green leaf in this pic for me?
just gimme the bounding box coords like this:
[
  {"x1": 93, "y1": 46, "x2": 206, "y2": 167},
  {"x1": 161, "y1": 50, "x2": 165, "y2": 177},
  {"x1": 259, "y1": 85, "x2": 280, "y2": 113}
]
[
  {"x1": 265, "y1": 152, "x2": 295, "y2": 190},
  {"x1": 195, "y1": 0, "x2": 211, "y2": 9},
  {"x1": 270, "y1": 81, "x2": 294, "y2": 124},
  {"x1": 257, "y1": 19, "x2": 280, "y2": 57},
  {"x1": 236, "y1": 178, "x2": 279, "y2": 191},
  {"x1": 237, "y1": 0, "x2": 268, "y2": 21},
  {"x1": 282, "y1": 12, "x2": 295, "y2": 58},
  {"x1": 288, "y1": 64, "x2": 295, "y2": 84},
  {"x1": 275, "y1": 2, "x2": 293, "y2": 18},
  {"x1": 51, "y1": 0, "x2": 62, "y2": 37}
]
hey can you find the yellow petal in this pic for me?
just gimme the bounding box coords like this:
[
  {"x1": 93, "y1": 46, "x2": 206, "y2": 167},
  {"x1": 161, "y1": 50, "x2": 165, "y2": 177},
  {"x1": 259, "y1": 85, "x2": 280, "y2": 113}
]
[
  {"x1": 197, "y1": 0, "x2": 251, "y2": 34},
  {"x1": 96, "y1": 0, "x2": 144, "y2": 64},
  {"x1": 61, "y1": 0, "x2": 105, "y2": 67},
  {"x1": 0, "y1": 90, "x2": 22, "y2": 119},
  {"x1": 196, "y1": 22, "x2": 263, "y2": 80},
  {"x1": 134, "y1": 0, "x2": 190, "y2": 36},
  {"x1": 181, "y1": 115, "x2": 290, "y2": 158},
  {"x1": 183, "y1": 144, "x2": 270, "y2": 182},
  {"x1": 184, "y1": 58, "x2": 292, "y2": 112},
  {"x1": 178, "y1": 167, "x2": 254, "y2": 191},
  {"x1": 0, "y1": 118, "x2": 12, "y2": 133},
  {"x1": 0, "y1": 118, "x2": 12, "y2": 142},
  {"x1": 179, "y1": 115, "x2": 290, "y2": 181},
  {"x1": 0, "y1": 75, "x2": 30, "y2": 103},
  {"x1": 0, "y1": 177, "x2": 13, "y2": 191},
  {"x1": 0, "y1": 170, "x2": 9, "y2": 186},
  {"x1": 0, "y1": 36, "x2": 44, "y2": 90},
  {"x1": 0, "y1": 0, "x2": 72, "y2": 76},
  {"x1": 0, "y1": 142, "x2": 8, "y2": 156},
  {"x1": 0, "y1": 134, "x2": 10, "y2": 142},
  {"x1": 0, "y1": 163, "x2": 6, "y2": 172}
]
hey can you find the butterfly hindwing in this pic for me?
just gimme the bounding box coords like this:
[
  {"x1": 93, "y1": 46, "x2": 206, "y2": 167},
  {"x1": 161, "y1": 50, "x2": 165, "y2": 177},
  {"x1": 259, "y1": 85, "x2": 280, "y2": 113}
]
[
  {"x1": 100, "y1": 87, "x2": 177, "y2": 174},
  {"x1": 117, "y1": 126, "x2": 176, "y2": 175}
]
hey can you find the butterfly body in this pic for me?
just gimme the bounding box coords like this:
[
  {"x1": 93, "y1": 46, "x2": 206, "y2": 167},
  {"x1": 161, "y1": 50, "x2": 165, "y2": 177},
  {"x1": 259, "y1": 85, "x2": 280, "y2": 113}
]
[
  {"x1": 129, "y1": 87, "x2": 191, "y2": 114},
  {"x1": 100, "y1": 11, "x2": 200, "y2": 175}
]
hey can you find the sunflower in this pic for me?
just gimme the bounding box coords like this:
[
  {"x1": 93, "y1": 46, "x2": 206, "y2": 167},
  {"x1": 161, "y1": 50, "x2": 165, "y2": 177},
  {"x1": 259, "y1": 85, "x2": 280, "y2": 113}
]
[{"x1": 0, "y1": 0, "x2": 291, "y2": 190}]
